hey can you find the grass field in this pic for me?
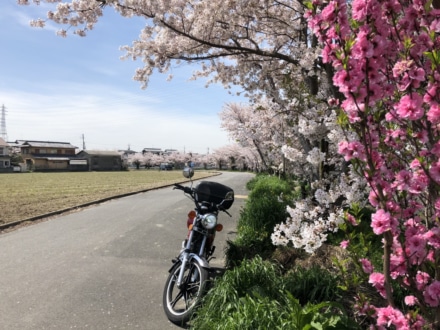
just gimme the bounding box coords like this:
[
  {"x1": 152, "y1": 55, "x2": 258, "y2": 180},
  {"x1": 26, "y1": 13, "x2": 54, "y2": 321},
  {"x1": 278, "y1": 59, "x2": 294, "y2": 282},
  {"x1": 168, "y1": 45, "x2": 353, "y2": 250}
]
[{"x1": 0, "y1": 170, "x2": 217, "y2": 225}]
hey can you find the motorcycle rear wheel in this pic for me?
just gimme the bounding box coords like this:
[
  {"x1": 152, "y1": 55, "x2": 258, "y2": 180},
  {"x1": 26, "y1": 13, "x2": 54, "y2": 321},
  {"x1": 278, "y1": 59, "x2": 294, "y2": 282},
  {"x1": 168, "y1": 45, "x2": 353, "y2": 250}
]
[{"x1": 163, "y1": 260, "x2": 208, "y2": 325}]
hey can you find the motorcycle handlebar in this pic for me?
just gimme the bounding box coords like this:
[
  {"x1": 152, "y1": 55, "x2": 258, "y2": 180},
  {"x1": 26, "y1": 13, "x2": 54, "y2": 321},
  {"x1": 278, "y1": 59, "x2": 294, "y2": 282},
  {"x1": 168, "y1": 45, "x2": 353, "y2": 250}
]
[{"x1": 173, "y1": 183, "x2": 193, "y2": 195}]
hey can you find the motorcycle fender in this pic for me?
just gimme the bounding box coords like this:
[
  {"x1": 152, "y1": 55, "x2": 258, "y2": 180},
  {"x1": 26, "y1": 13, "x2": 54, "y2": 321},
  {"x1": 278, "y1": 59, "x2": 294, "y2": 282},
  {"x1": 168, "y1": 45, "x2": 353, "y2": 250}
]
[
  {"x1": 168, "y1": 253, "x2": 209, "y2": 273},
  {"x1": 188, "y1": 253, "x2": 210, "y2": 269}
]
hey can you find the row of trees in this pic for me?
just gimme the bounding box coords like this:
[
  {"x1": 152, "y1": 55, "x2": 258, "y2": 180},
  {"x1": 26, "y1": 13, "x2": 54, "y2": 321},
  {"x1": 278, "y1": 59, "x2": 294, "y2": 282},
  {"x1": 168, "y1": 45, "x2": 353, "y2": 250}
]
[
  {"x1": 125, "y1": 144, "x2": 262, "y2": 171},
  {"x1": 20, "y1": 0, "x2": 440, "y2": 327}
]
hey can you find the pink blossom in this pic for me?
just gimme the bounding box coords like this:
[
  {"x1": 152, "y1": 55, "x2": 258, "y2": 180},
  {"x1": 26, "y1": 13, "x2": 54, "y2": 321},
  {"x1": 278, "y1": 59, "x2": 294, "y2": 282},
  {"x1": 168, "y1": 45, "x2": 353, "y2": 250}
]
[
  {"x1": 423, "y1": 281, "x2": 440, "y2": 307},
  {"x1": 351, "y1": 0, "x2": 368, "y2": 21},
  {"x1": 408, "y1": 67, "x2": 425, "y2": 82},
  {"x1": 404, "y1": 295, "x2": 418, "y2": 306},
  {"x1": 385, "y1": 200, "x2": 401, "y2": 214},
  {"x1": 410, "y1": 159, "x2": 421, "y2": 169},
  {"x1": 415, "y1": 271, "x2": 431, "y2": 291},
  {"x1": 369, "y1": 272, "x2": 387, "y2": 298},
  {"x1": 405, "y1": 234, "x2": 427, "y2": 265},
  {"x1": 353, "y1": 29, "x2": 374, "y2": 59},
  {"x1": 389, "y1": 128, "x2": 406, "y2": 140},
  {"x1": 393, "y1": 169, "x2": 411, "y2": 191},
  {"x1": 430, "y1": 142, "x2": 440, "y2": 156},
  {"x1": 371, "y1": 209, "x2": 397, "y2": 235},
  {"x1": 423, "y1": 85, "x2": 438, "y2": 105},
  {"x1": 376, "y1": 306, "x2": 409, "y2": 329},
  {"x1": 338, "y1": 140, "x2": 366, "y2": 161},
  {"x1": 320, "y1": 1, "x2": 336, "y2": 21},
  {"x1": 340, "y1": 240, "x2": 349, "y2": 249},
  {"x1": 430, "y1": 18, "x2": 440, "y2": 33},
  {"x1": 390, "y1": 253, "x2": 406, "y2": 278},
  {"x1": 409, "y1": 170, "x2": 429, "y2": 194},
  {"x1": 412, "y1": 129, "x2": 429, "y2": 143},
  {"x1": 429, "y1": 162, "x2": 440, "y2": 183},
  {"x1": 427, "y1": 104, "x2": 440, "y2": 124},
  {"x1": 345, "y1": 213, "x2": 357, "y2": 226},
  {"x1": 360, "y1": 258, "x2": 373, "y2": 274},
  {"x1": 394, "y1": 93, "x2": 424, "y2": 121},
  {"x1": 424, "y1": 227, "x2": 440, "y2": 249},
  {"x1": 341, "y1": 99, "x2": 362, "y2": 122},
  {"x1": 397, "y1": 73, "x2": 412, "y2": 91},
  {"x1": 392, "y1": 236, "x2": 404, "y2": 255},
  {"x1": 333, "y1": 70, "x2": 349, "y2": 92},
  {"x1": 392, "y1": 60, "x2": 412, "y2": 78},
  {"x1": 435, "y1": 199, "x2": 440, "y2": 217},
  {"x1": 426, "y1": 250, "x2": 435, "y2": 262}
]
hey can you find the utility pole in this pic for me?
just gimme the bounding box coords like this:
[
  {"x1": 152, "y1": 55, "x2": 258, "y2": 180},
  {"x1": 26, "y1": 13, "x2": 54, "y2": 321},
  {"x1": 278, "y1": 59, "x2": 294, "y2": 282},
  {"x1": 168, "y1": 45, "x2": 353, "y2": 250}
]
[{"x1": 0, "y1": 104, "x2": 7, "y2": 141}]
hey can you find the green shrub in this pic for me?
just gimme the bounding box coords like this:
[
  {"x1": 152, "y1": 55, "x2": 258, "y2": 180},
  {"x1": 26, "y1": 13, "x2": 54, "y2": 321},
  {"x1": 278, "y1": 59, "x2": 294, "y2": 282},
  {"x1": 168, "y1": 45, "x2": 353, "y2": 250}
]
[
  {"x1": 191, "y1": 257, "x2": 359, "y2": 330},
  {"x1": 191, "y1": 256, "x2": 284, "y2": 328},
  {"x1": 284, "y1": 266, "x2": 344, "y2": 305},
  {"x1": 245, "y1": 173, "x2": 267, "y2": 191},
  {"x1": 226, "y1": 175, "x2": 299, "y2": 266},
  {"x1": 238, "y1": 176, "x2": 295, "y2": 241}
]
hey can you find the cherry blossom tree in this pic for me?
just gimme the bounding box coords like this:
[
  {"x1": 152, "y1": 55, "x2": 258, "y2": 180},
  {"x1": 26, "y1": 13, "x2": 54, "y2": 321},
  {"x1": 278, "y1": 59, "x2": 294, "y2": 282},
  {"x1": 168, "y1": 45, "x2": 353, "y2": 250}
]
[
  {"x1": 219, "y1": 102, "x2": 285, "y2": 171},
  {"x1": 18, "y1": 0, "x2": 368, "y2": 254},
  {"x1": 308, "y1": 0, "x2": 440, "y2": 327},
  {"x1": 130, "y1": 152, "x2": 144, "y2": 169},
  {"x1": 210, "y1": 143, "x2": 254, "y2": 171},
  {"x1": 164, "y1": 151, "x2": 192, "y2": 169},
  {"x1": 142, "y1": 152, "x2": 156, "y2": 169},
  {"x1": 220, "y1": 98, "x2": 368, "y2": 255},
  {"x1": 17, "y1": 0, "x2": 320, "y2": 102}
]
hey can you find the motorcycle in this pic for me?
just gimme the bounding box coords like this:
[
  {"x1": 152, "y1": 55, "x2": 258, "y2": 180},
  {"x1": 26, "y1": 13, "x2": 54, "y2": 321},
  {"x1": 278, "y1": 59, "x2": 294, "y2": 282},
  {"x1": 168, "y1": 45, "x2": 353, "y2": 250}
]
[{"x1": 162, "y1": 167, "x2": 234, "y2": 325}]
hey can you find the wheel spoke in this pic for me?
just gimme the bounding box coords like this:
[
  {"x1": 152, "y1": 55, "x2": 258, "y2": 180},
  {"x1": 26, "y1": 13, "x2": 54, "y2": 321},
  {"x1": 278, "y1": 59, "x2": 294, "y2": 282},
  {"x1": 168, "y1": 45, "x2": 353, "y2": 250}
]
[{"x1": 170, "y1": 290, "x2": 184, "y2": 308}]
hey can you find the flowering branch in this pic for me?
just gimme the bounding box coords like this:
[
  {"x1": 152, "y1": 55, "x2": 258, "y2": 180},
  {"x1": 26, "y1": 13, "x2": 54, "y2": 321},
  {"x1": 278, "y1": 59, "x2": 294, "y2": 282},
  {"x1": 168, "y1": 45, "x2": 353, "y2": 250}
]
[{"x1": 308, "y1": 0, "x2": 440, "y2": 327}]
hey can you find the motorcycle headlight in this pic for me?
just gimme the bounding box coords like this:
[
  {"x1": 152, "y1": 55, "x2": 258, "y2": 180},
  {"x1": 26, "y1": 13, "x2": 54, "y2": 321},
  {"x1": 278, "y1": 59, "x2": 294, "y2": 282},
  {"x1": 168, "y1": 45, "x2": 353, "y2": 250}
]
[{"x1": 201, "y1": 213, "x2": 217, "y2": 230}]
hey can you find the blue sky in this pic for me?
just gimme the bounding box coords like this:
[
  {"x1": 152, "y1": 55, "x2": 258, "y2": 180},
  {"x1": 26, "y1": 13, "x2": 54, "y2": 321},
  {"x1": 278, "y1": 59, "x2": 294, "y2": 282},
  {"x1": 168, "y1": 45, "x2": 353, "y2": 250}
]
[{"x1": 0, "y1": 1, "x2": 243, "y2": 154}]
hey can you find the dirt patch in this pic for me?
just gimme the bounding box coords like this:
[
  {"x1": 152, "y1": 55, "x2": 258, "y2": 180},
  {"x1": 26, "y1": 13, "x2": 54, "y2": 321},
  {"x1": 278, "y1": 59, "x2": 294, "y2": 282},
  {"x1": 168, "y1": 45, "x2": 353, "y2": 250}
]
[{"x1": 0, "y1": 170, "x2": 219, "y2": 232}]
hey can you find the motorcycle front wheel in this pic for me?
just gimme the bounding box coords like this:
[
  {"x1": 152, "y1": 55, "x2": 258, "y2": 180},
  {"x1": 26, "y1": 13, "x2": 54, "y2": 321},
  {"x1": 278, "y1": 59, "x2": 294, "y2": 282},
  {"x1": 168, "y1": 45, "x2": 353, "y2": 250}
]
[{"x1": 163, "y1": 260, "x2": 208, "y2": 325}]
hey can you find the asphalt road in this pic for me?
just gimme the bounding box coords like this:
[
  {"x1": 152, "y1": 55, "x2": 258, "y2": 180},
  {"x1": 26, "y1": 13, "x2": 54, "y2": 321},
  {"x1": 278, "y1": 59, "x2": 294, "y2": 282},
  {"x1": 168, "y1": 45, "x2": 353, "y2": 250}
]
[{"x1": 0, "y1": 171, "x2": 254, "y2": 330}]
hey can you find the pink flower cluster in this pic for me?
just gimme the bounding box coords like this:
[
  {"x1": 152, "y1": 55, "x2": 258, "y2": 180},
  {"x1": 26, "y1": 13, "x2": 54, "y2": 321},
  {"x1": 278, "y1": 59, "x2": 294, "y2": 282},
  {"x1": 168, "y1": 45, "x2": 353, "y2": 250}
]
[{"x1": 307, "y1": 0, "x2": 440, "y2": 326}]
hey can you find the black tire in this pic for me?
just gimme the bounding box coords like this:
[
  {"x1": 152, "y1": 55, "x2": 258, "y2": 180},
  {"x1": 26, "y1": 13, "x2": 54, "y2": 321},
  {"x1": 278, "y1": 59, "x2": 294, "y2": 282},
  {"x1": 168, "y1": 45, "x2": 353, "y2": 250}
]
[{"x1": 163, "y1": 260, "x2": 208, "y2": 325}]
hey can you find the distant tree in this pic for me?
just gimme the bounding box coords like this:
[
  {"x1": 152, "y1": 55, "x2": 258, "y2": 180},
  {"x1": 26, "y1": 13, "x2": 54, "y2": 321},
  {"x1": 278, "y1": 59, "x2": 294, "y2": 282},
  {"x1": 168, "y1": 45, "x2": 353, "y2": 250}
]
[
  {"x1": 142, "y1": 152, "x2": 155, "y2": 169},
  {"x1": 130, "y1": 153, "x2": 143, "y2": 169},
  {"x1": 10, "y1": 153, "x2": 24, "y2": 166}
]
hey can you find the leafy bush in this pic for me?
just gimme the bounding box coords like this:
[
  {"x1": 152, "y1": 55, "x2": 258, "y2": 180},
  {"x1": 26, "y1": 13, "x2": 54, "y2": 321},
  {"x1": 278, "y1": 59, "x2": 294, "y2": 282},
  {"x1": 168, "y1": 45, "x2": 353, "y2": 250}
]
[
  {"x1": 191, "y1": 256, "x2": 283, "y2": 328},
  {"x1": 191, "y1": 257, "x2": 359, "y2": 330},
  {"x1": 228, "y1": 175, "x2": 298, "y2": 265},
  {"x1": 284, "y1": 266, "x2": 344, "y2": 305}
]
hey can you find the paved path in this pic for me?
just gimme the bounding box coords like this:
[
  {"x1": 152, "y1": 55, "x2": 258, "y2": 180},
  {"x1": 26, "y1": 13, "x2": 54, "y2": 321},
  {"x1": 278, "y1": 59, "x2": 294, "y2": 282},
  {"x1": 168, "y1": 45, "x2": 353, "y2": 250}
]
[{"x1": 0, "y1": 171, "x2": 254, "y2": 330}]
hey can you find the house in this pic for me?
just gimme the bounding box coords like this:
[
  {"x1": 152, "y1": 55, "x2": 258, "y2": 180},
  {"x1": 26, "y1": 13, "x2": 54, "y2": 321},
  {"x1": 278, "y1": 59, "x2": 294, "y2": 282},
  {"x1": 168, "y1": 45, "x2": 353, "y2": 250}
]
[
  {"x1": 19, "y1": 140, "x2": 77, "y2": 171},
  {"x1": 0, "y1": 137, "x2": 11, "y2": 171},
  {"x1": 76, "y1": 150, "x2": 123, "y2": 171},
  {"x1": 163, "y1": 149, "x2": 178, "y2": 155},
  {"x1": 142, "y1": 147, "x2": 162, "y2": 155}
]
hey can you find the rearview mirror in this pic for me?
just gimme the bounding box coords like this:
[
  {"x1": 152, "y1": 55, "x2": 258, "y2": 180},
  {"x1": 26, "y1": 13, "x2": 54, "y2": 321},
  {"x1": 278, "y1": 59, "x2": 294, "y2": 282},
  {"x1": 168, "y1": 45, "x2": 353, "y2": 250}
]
[
  {"x1": 183, "y1": 167, "x2": 194, "y2": 179},
  {"x1": 224, "y1": 191, "x2": 234, "y2": 201}
]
